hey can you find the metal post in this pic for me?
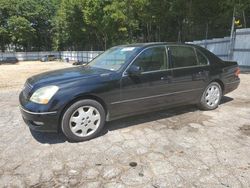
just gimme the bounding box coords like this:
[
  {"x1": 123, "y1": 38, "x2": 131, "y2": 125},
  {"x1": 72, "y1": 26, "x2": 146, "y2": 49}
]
[
  {"x1": 87, "y1": 51, "x2": 89, "y2": 63},
  {"x1": 205, "y1": 22, "x2": 209, "y2": 49},
  {"x1": 228, "y1": 7, "x2": 236, "y2": 60},
  {"x1": 243, "y1": 10, "x2": 247, "y2": 28},
  {"x1": 178, "y1": 31, "x2": 181, "y2": 43}
]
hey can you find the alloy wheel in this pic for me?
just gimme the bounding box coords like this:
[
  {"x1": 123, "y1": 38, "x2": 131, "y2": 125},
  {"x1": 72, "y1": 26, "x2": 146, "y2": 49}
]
[
  {"x1": 205, "y1": 85, "x2": 221, "y2": 107},
  {"x1": 69, "y1": 106, "x2": 101, "y2": 137}
]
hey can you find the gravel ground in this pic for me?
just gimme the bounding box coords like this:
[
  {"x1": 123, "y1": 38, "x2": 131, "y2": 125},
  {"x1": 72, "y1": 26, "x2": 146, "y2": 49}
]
[
  {"x1": 0, "y1": 62, "x2": 250, "y2": 188},
  {"x1": 0, "y1": 61, "x2": 72, "y2": 90}
]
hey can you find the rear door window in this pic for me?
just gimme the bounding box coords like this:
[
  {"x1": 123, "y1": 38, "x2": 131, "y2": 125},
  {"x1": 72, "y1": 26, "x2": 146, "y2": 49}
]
[{"x1": 169, "y1": 46, "x2": 198, "y2": 68}]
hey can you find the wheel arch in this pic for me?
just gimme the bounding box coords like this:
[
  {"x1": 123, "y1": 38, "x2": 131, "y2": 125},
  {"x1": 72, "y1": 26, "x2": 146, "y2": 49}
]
[
  {"x1": 210, "y1": 79, "x2": 225, "y2": 93},
  {"x1": 58, "y1": 94, "x2": 108, "y2": 131}
]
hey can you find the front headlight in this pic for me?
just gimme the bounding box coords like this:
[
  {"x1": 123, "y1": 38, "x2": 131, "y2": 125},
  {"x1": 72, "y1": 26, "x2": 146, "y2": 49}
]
[{"x1": 30, "y1": 86, "x2": 59, "y2": 104}]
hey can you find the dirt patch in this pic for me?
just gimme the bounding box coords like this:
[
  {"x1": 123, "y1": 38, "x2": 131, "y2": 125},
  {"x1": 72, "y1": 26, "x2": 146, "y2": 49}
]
[
  {"x1": 155, "y1": 107, "x2": 210, "y2": 130},
  {"x1": 0, "y1": 61, "x2": 71, "y2": 90},
  {"x1": 229, "y1": 99, "x2": 250, "y2": 108},
  {"x1": 239, "y1": 124, "x2": 250, "y2": 136}
]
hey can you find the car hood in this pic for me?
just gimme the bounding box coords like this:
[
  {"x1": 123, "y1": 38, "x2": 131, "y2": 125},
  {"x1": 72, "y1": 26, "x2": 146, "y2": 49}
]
[{"x1": 28, "y1": 66, "x2": 112, "y2": 86}]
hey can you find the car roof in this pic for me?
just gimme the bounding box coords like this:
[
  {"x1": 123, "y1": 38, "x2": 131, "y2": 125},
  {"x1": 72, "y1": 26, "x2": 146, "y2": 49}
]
[{"x1": 116, "y1": 42, "x2": 197, "y2": 49}]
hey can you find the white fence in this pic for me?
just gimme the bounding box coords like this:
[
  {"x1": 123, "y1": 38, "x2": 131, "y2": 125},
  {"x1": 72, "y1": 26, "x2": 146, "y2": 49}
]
[
  {"x1": 0, "y1": 51, "x2": 60, "y2": 61},
  {"x1": 190, "y1": 37, "x2": 231, "y2": 61},
  {"x1": 189, "y1": 28, "x2": 250, "y2": 67},
  {"x1": 233, "y1": 29, "x2": 250, "y2": 67},
  {"x1": 0, "y1": 51, "x2": 103, "y2": 62},
  {"x1": 1, "y1": 28, "x2": 250, "y2": 67}
]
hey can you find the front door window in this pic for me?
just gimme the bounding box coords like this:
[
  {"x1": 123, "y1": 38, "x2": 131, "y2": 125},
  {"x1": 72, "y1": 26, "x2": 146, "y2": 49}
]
[{"x1": 133, "y1": 46, "x2": 167, "y2": 72}]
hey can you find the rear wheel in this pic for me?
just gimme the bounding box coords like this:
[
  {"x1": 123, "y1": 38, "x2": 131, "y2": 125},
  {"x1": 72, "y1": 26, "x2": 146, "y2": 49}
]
[
  {"x1": 198, "y1": 82, "x2": 222, "y2": 110},
  {"x1": 61, "y1": 99, "x2": 105, "y2": 142}
]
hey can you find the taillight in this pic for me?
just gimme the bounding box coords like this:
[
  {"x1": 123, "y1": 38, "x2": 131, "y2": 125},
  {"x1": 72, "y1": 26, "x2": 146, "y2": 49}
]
[{"x1": 235, "y1": 67, "x2": 240, "y2": 77}]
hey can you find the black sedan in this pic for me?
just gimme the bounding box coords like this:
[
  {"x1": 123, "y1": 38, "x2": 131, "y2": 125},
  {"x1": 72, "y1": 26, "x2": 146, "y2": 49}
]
[{"x1": 19, "y1": 43, "x2": 240, "y2": 142}]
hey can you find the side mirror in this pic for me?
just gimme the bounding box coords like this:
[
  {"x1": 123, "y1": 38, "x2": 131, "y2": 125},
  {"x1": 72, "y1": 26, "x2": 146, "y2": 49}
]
[{"x1": 127, "y1": 65, "x2": 142, "y2": 76}]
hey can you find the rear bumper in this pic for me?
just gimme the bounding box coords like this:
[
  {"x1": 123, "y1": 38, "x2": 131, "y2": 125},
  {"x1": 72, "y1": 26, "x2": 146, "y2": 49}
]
[
  {"x1": 20, "y1": 106, "x2": 59, "y2": 132},
  {"x1": 224, "y1": 79, "x2": 240, "y2": 95}
]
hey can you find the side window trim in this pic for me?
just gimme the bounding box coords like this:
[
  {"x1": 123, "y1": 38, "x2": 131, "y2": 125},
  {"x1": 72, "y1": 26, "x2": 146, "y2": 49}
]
[
  {"x1": 195, "y1": 48, "x2": 210, "y2": 66},
  {"x1": 166, "y1": 46, "x2": 171, "y2": 69},
  {"x1": 167, "y1": 46, "x2": 174, "y2": 69},
  {"x1": 163, "y1": 46, "x2": 169, "y2": 70}
]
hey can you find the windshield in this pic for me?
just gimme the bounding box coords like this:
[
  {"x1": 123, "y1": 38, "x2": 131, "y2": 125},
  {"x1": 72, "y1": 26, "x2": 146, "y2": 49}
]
[{"x1": 88, "y1": 46, "x2": 139, "y2": 71}]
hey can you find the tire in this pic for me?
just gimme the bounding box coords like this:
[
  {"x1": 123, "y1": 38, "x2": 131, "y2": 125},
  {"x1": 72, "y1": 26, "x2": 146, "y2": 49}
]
[
  {"x1": 61, "y1": 99, "x2": 106, "y2": 142},
  {"x1": 198, "y1": 82, "x2": 222, "y2": 110}
]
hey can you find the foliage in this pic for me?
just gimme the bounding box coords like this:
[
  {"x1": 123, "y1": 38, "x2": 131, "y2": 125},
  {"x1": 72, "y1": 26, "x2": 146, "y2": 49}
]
[
  {"x1": 0, "y1": 0, "x2": 250, "y2": 51},
  {"x1": 0, "y1": 0, "x2": 58, "y2": 51},
  {"x1": 8, "y1": 16, "x2": 35, "y2": 50},
  {"x1": 53, "y1": 0, "x2": 85, "y2": 50}
]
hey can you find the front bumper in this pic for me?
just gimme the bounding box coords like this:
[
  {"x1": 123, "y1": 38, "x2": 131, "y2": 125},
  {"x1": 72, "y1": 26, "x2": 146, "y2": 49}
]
[{"x1": 20, "y1": 105, "x2": 59, "y2": 132}]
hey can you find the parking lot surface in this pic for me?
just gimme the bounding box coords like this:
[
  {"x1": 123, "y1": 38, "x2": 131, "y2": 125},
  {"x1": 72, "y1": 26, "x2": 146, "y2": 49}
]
[{"x1": 0, "y1": 62, "x2": 250, "y2": 187}]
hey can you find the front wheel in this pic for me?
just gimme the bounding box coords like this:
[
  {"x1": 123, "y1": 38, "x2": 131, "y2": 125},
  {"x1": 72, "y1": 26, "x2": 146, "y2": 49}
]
[
  {"x1": 198, "y1": 82, "x2": 222, "y2": 110},
  {"x1": 61, "y1": 99, "x2": 105, "y2": 142}
]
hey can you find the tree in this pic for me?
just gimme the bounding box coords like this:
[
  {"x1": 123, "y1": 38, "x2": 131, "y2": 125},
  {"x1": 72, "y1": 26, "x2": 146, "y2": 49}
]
[
  {"x1": 82, "y1": 0, "x2": 109, "y2": 50},
  {"x1": 17, "y1": 0, "x2": 58, "y2": 50},
  {"x1": 0, "y1": 0, "x2": 250, "y2": 51},
  {"x1": 53, "y1": 0, "x2": 85, "y2": 50},
  {"x1": 8, "y1": 16, "x2": 35, "y2": 51},
  {"x1": 0, "y1": 0, "x2": 58, "y2": 51},
  {"x1": 0, "y1": 27, "x2": 9, "y2": 52}
]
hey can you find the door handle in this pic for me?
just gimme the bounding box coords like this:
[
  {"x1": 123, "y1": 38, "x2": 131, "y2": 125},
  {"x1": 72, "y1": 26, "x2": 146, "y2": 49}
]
[
  {"x1": 197, "y1": 71, "x2": 203, "y2": 75},
  {"x1": 193, "y1": 71, "x2": 208, "y2": 80},
  {"x1": 161, "y1": 75, "x2": 172, "y2": 81},
  {"x1": 193, "y1": 72, "x2": 203, "y2": 80},
  {"x1": 161, "y1": 76, "x2": 168, "y2": 80}
]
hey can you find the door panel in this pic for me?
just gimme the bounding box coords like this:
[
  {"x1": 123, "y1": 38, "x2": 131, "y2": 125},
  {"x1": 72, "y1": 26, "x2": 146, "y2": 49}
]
[
  {"x1": 115, "y1": 70, "x2": 173, "y2": 116},
  {"x1": 168, "y1": 45, "x2": 209, "y2": 104},
  {"x1": 171, "y1": 67, "x2": 209, "y2": 104},
  {"x1": 111, "y1": 46, "x2": 174, "y2": 118}
]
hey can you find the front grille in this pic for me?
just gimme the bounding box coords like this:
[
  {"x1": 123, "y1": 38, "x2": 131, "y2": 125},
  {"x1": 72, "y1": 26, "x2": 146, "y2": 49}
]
[{"x1": 23, "y1": 81, "x2": 33, "y2": 98}]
